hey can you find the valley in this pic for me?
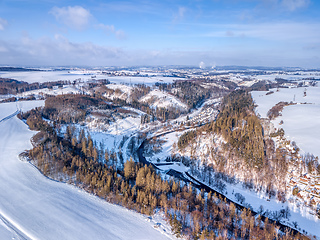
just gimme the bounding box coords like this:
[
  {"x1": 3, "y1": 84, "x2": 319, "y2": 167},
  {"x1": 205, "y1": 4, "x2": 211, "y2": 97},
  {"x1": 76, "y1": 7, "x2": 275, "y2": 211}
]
[{"x1": 0, "y1": 66, "x2": 319, "y2": 239}]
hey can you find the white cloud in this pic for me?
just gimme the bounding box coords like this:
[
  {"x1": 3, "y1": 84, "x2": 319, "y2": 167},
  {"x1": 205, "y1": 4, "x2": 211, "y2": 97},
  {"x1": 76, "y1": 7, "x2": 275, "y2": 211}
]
[
  {"x1": 0, "y1": 18, "x2": 8, "y2": 31},
  {"x1": 225, "y1": 30, "x2": 234, "y2": 37},
  {"x1": 261, "y1": 0, "x2": 310, "y2": 11},
  {"x1": 0, "y1": 35, "x2": 123, "y2": 66},
  {"x1": 96, "y1": 24, "x2": 126, "y2": 40},
  {"x1": 0, "y1": 46, "x2": 7, "y2": 52},
  {"x1": 207, "y1": 22, "x2": 320, "y2": 43},
  {"x1": 97, "y1": 24, "x2": 115, "y2": 32},
  {"x1": 0, "y1": 31, "x2": 318, "y2": 68},
  {"x1": 178, "y1": 7, "x2": 186, "y2": 19},
  {"x1": 50, "y1": 6, "x2": 91, "y2": 30},
  {"x1": 173, "y1": 7, "x2": 187, "y2": 23},
  {"x1": 281, "y1": 0, "x2": 310, "y2": 11}
]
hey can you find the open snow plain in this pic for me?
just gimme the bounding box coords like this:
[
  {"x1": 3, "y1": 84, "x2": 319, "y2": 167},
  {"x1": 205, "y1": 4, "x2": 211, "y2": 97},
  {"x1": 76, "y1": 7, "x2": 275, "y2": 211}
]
[
  {"x1": 252, "y1": 86, "x2": 320, "y2": 158},
  {"x1": 0, "y1": 101, "x2": 171, "y2": 240},
  {"x1": 0, "y1": 70, "x2": 178, "y2": 85}
]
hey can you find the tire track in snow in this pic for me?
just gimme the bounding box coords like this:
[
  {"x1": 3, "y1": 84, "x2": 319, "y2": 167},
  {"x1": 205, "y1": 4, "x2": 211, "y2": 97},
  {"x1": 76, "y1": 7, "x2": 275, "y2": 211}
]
[
  {"x1": 0, "y1": 213, "x2": 31, "y2": 240},
  {"x1": 0, "y1": 104, "x2": 31, "y2": 240},
  {"x1": 0, "y1": 109, "x2": 20, "y2": 124}
]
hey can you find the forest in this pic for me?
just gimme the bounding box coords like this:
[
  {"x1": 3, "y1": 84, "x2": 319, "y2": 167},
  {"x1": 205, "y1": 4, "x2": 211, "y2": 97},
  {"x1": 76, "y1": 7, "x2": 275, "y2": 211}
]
[
  {"x1": 177, "y1": 90, "x2": 293, "y2": 203},
  {"x1": 176, "y1": 89, "x2": 320, "y2": 226},
  {"x1": 18, "y1": 93, "x2": 311, "y2": 240},
  {"x1": 213, "y1": 90, "x2": 265, "y2": 168}
]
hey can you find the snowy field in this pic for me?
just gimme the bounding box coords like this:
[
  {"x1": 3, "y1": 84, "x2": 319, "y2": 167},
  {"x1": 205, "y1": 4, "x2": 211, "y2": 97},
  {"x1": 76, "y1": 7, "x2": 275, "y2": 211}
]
[
  {"x1": 277, "y1": 104, "x2": 320, "y2": 157},
  {"x1": 252, "y1": 72, "x2": 320, "y2": 81},
  {"x1": 107, "y1": 76, "x2": 178, "y2": 85},
  {"x1": 251, "y1": 86, "x2": 320, "y2": 157},
  {"x1": 0, "y1": 101, "x2": 173, "y2": 240},
  {"x1": 18, "y1": 85, "x2": 82, "y2": 97},
  {"x1": 0, "y1": 71, "x2": 86, "y2": 83},
  {"x1": 0, "y1": 70, "x2": 179, "y2": 85}
]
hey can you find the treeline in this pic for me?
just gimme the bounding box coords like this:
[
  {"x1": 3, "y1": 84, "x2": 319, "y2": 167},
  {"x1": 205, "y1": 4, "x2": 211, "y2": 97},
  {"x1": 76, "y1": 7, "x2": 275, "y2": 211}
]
[
  {"x1": 0, "y1": 78, "x2": 70, "y2": 95},
  {"x1": 0, "y1": 67, "x2": 40, "y2": 72},
  {"x1": 21, "y1": 106, "x2": 308, "y2": 239},
  {"x1": 0, "y1": 95, "x2": 37, "y2": 103},
  {"x1": 267, "y1": 102, "x2": 295, "y2": 120},
  {"x1": 249, "y1": 79, "x2": 293, "y2": 91},
  {"x1": 0, "y1": 78, "x2": 29, "y2": 94}
]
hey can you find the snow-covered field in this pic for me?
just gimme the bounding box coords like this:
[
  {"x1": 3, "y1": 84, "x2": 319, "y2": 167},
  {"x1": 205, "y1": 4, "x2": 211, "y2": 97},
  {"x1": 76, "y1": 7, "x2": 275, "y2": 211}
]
[
  {"x1": 252, "y1": 72, "x2": 320, "y2": 81},
  {"x1": 106, "y1": 76, "x2": 178, "y2": 85},
  {"x1": 277, "y1": 104, "x2": 320, "y2": 156},
  {"x1": 0, "y1": 70, "x2": 179, "y2": 85},
  {"x1": 0, "y1": 101, "x2": 173, "y2": 240},
  {"x1": 251, "y1": 86, "x2": 320, "y2": 157},
  {"x1": 18, "y1": 85, "x2": 82, "y2": 98},
  {"x1": 0, "y1": 71, "x2": 86, "y2": 83}
]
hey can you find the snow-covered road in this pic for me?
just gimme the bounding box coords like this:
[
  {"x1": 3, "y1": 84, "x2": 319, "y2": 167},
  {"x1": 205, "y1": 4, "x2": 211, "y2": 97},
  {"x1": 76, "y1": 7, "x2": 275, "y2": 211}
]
[{"x1": 0, "y1": 101, "x2": 171, "y2": 240}]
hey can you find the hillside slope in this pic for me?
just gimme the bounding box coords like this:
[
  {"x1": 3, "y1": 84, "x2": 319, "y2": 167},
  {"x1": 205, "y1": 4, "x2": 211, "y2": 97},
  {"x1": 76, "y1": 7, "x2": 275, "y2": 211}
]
[
  {"x1": 140, "y1": 89, "x2": 188, "y2": 110},
  {"x1": 0, "y1": 101, "x2": 171, "y2": 240}
]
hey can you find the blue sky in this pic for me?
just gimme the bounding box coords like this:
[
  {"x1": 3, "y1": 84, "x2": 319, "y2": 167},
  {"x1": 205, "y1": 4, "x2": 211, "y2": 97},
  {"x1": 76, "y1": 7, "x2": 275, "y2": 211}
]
[{"x1": 0, "y1": 0, "x2": 319, "y2": 67}]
